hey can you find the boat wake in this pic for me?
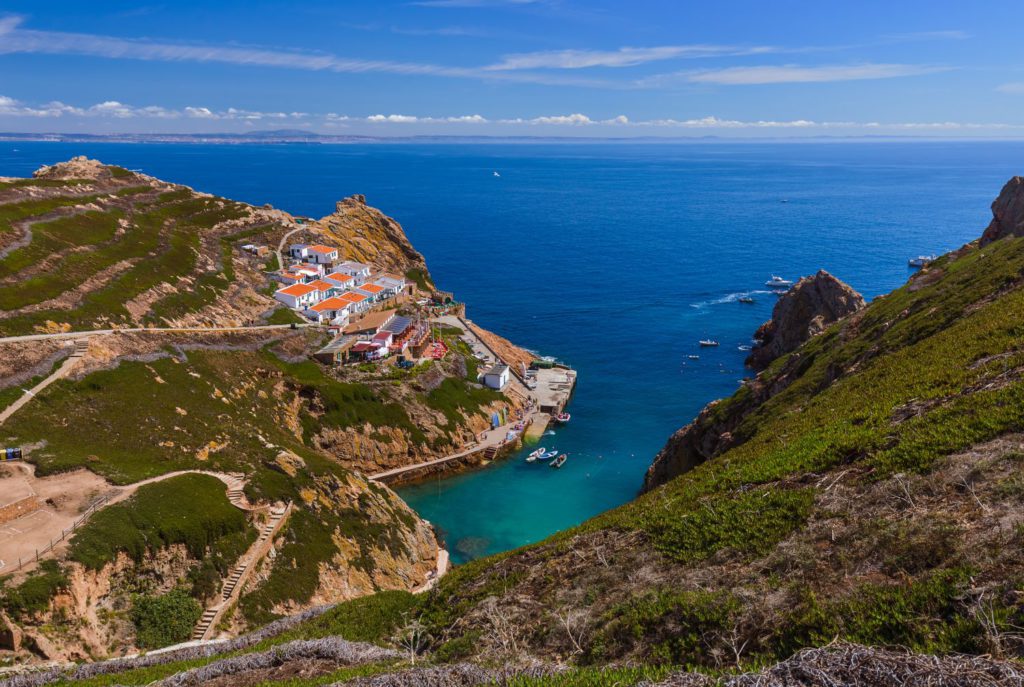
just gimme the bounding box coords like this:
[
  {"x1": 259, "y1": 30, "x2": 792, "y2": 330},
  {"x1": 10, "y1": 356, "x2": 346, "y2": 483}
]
[{"x1": 690, "y1": 289, "x2": 772, "y2": 309}]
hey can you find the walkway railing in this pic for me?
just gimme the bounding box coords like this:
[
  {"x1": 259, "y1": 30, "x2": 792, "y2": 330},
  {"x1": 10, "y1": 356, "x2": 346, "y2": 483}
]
[{"x1": 12, "y1": 493, "x2": 110, "y2": 572}]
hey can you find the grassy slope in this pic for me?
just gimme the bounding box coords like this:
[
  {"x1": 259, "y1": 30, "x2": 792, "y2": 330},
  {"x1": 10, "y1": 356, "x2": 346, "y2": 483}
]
[
  {"x1": 0, "y1": 168, "x2": 280, "y2": 334},
  {"x1": 376, "y1": 233, "x2": 1024, "y2": 669}
]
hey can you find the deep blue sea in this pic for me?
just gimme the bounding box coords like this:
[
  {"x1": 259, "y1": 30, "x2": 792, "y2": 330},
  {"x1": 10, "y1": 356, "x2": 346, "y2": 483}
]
[{"x1": 3, "y1": 140, "x2": 1022, "y2": 563}]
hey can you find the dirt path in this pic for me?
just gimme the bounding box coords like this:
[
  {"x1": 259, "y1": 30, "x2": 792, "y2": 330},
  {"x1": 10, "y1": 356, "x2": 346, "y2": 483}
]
[
  {"x1": 369, "y1": 419, "x2": 523, "y2": 482},
  {"x1": 0, "y1": 467, "x2": 250, "y2": 575},
  {"x1": 0, "y1": 339, "x2": 88, "y2": 425},
  {"x1": 0, "y1": 322, "x2": 315, "y2": 345},
  {"x1": 276, "y1": 225, "x2": 305, "y2": 272}
]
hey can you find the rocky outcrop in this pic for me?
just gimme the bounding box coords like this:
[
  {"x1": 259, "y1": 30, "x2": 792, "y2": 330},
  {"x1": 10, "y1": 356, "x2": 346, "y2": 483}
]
[
  {"x1": 316, "y1": 195, "x2": 433, "y2": 286},
  {"x1": 644, "y1": 270, "x2": 864, "y2": 492},
  {"x1": 745, "y1": 270, "x2": 865, "y2": 370},
  {"x1": 980, "y1": 176, "x2": 1024, "y2": 246}
]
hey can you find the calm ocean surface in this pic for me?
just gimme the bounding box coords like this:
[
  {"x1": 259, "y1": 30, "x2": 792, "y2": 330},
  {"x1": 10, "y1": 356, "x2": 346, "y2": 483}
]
[{"x1": 3, "y1": 141, "x2": 1021, "y2": 563}]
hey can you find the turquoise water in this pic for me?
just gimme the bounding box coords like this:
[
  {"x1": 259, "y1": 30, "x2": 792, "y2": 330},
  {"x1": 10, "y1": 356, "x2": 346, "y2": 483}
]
[{"x1": 3, "y1": 141, "x2": 1022, "y2": 563}]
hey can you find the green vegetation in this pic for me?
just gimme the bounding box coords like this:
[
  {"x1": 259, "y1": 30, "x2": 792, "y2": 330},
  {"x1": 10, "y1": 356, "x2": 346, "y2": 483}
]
[
  {"x1": 504, "y1": 666, "x2": 673, "y2": 687},
  {"x1": 423, "y1": 377, "x2": 503, "y2": 430},
  {"x1": 0, "y1": 174, "x2": 263, "y2": 333},
  {"x1": 777, "y1": 568, "x2": 985, "y2": 656},
  {"x1": 267, "y1": 590, "x2": 420, "y2": 646},
  {"x1": 0, "y1": 560, "x2": 68, "y2": 619},
  {"x1": 131, "y1": 588, "x2": 203, "y2": 649},
  {"x1": 404, "y1": 267, "x2": 432, "y2": 291},
  {"x1": 266, "y1": 306, "x2": 304, "y2": 324},
  {"x1": 269, "y1": 356, "x2": 427, "y2": 446},
  {"x1": 69, "y1": 474, "x2": 250, "y2": 569}
]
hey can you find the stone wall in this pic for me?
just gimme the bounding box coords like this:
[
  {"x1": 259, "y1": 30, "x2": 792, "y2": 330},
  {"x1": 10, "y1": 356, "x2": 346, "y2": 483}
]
[{"x1": 0, "y1": 496, "x2": 42, "y2": 526}]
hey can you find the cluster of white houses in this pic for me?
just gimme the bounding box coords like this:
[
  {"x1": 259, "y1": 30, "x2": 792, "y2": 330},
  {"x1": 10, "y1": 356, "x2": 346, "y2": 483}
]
[{"x1": 273, "y1": 243, "x2": 409, "y2": 328}]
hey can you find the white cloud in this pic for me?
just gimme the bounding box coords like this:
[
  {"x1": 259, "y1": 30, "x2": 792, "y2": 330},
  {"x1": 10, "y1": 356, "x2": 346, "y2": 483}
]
[
  {"x1": 486, "y1": 45, "x2": 774, "y2": 71},
  {"x1": 185, "y1": 106, "x2": 217, "y2": 119},
  {"x1": 683, "y1": 63, "x2": 948, "y2": 85},
  {"x1": 996, "y1": 82, "x2": 1024, "y2": 94}
]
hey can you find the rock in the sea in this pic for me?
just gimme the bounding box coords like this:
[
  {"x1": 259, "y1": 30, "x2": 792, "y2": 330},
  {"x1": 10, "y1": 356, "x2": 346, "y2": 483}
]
[
  {"x1": 980, "y1": 176, "x2": 1024, "y2": 246},
  {"x1": 746, "y1": 270, "x2": 865, "y2": 370}
]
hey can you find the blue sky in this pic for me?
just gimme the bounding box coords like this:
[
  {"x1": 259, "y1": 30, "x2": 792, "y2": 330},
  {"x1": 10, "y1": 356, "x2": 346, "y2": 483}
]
[{"x1": 1, "y1": 0, "x2": 1023, "y2": 137}]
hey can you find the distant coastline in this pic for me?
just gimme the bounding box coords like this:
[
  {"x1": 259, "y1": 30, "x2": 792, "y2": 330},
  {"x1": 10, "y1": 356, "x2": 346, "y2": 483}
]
[{"x1": 3, "y1": 131, "x2": 1024, "y2": 145}]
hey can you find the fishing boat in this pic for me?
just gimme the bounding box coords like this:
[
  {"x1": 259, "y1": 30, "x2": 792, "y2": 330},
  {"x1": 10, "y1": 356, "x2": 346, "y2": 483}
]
[
  {"x1": 738, "y1": 296, "x2": 755, "y2": 304},
  {"x1": 687, "y1": 354, "x2": 700, "y2": 360},
  {"x1": 699, "y1": 339, "x2": 720, "y2": 347},
  {"x1": 765, "y1": 275, "x2": 793, "y2": 289},
  {"x1": 550, "y1": 453, "x2": 567, "y2": 468},
  {"x1": 526, "y1": 447, "x2": 546, "y2": 462},
  {"x1": 554, "y1": 412, "x2": 571, "y2": 424},
  {"x1": 908, "y1": 254, "x2": 937, "y2": 268}
]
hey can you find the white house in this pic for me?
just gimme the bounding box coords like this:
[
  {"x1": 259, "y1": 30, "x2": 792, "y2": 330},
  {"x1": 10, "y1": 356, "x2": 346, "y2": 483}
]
[
  {"x1": 483, "y1": 363, "x2": 510, "y2": 390},
  {"x1": 276, "y1": 270, "x2": 305, "y2": 286},
  {"x1": 306, "y1": 245, "x2": 340, "y2": 265},
  {"x1": 333, "y1": 260, "x2": 372, "y2": 284},
  {"x1": 304, "y1": 279, "x2": 338, "y2": 298},
  {"x1": 275, "y1": 283, "x2": 320, "y2": 309},
  {"x1": 339, "y1": 291, "x2": 371, "y2": 314},
  {"x1": 292, "y1": 264, "x2": 324, "y2": 279},
  {"x1": 356, "y1": 282, "x2": 386, "y2": 302},
  {"x1": 305, "y1": 297, "x2": 352, "y2": 326},
  {"x1": 289, "y1": 244, "x2": 310, "y2": 260},
  {"x1": 372, "y1": 273, "x2": 406, "y2": 297},
  {"x1": 323, "y1": 271, "x2": 355, "y2": 290},
  {"x1": 371, "y1": 330, "x2": 394, "y2": 350}
]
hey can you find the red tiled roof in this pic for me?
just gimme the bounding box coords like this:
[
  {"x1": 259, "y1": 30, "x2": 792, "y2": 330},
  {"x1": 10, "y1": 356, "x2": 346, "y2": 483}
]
[
  {"x1": 278, "y1": 283, "x2": 316, "y2": 297},
  {"x1": 359, "y1": 283, "x2": 385, "y2": 294},
  {"x1": 308, "y1": 244, "x2": 338, "y2": 254}
]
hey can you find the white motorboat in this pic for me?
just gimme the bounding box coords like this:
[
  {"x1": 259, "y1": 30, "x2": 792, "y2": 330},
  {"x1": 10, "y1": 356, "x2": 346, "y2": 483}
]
[
  {"x1": 526, "y1": 447, "x2": 546, "y2": 462},
  {"x1": 908, "y1": 255, "x2": 937, "y2": 268},
  {"x1": 699, "y1": 339, "x2": 720, "y2": 347},
  {"x1": 765, "y1": 275, "x2": 793, "y2": 289}
]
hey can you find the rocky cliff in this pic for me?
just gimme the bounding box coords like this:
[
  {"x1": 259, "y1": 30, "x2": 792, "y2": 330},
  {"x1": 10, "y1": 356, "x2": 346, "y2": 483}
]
[
  {"x1": 643, "y1": 270, "x2": 865, "y2": 491},
  {"x1": 980, "y1": 175, "x2": 1024, "y2": 246},
  {"x1": 316, "y1": 194, "x2": 433, "y2": 288},
  {"x1": 746, "y1": 270, "x2": 865, "y2": 370}
]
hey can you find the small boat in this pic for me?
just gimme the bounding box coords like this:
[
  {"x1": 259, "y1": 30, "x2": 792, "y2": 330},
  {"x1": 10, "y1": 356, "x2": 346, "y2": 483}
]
[
  {"x1": 526, "y1": 447, "x2": 546, "y2": 462},
  {"x1": 687, "y1": 354, "x2": 700, "y2": 360},
  {"x1": 699, "y1": 339, "x2": 719, "y2": 347},
  {"x1": 550, "y1": 453, "x2": 567, "y2": 468},
  {"x1": 765, "y1": 275, "x2": 793, "y2": 289},
  {"x1": 780, "y1": 199, "x2": 789, "y2": 203},
  {"x1": 554, "y1": 412, "x2": 571, "y2": 424},
  {"x1": 493, "y1": 171, "x2": 501, "y2": 177},
  {"x1": 738, "y1": 296, "x2": 755, "y2": 304},
  {"x1": 539, "y1": 450, "x2": 558, "y2": 460},
  {"x1": 738, "y1": 344, "x2": 752, "y2": 352},
  {"x1": 908, "y1": 254, "x2": 937, "y2": 268}
]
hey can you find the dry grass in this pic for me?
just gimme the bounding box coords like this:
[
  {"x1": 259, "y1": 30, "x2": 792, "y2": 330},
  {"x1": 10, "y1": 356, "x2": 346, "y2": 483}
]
[{"x1": 650, "y1": 643, "x2": 1024, "y2": 687}]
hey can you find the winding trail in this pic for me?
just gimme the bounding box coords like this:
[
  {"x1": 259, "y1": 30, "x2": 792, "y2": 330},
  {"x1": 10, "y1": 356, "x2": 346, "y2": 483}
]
[
  {"x1": 0, "y1": 322, "x2": 314, "y2": 345},
  {"x1": 276, "y1": 224, "x2": 305, "y2": 272},
  {"x1": 0, "y1": 468, "x2": 252, "y2": 574},
  {"x1": 0, "y1": 339, "x2": 88, "y2": 425}
]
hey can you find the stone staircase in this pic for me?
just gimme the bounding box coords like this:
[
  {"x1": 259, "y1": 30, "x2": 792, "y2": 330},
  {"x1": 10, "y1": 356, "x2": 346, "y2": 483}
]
[
  {"x1": 483, "y1": 446, "x2": 499, "y2": 460},
  {"x1": 192, "y1": 502, "x2": 292, "y2": 641},
  {"x1": 70, "y1": 340, "x2": 89, "y2": 358},
  {"x1": 223, "y1": 473, "x2": 251, "y2": 510}
]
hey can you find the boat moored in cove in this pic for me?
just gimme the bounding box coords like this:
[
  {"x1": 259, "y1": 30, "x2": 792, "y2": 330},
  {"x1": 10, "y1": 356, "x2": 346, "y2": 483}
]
[
  {"x1": 526, "y1": 447, "x2": 546, "y2": 462},
  {"x1": 554, "y1": 412, "x2": 571, "y2": 424},
  {"x1": 550, "y1": 453, "x2": 567, "y2": 468},
  {"x1": 738, "y1": 296, "x2": 755, "y2": 303},
  {"x1": 540, "y1": 450, "x2": 558, "y2": 460}
]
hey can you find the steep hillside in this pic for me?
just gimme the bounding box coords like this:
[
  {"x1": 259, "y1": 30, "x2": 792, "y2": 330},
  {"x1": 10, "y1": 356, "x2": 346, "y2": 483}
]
[
  {"x1": 0, "y1": 160, "x2": 533, "y2": 666},
  {"x1": 137, "y1": 174, "x2": 1024, "y2": 682},
  {"x1": 0, "y1": 158, "x2": 432, "y2": 335}
]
